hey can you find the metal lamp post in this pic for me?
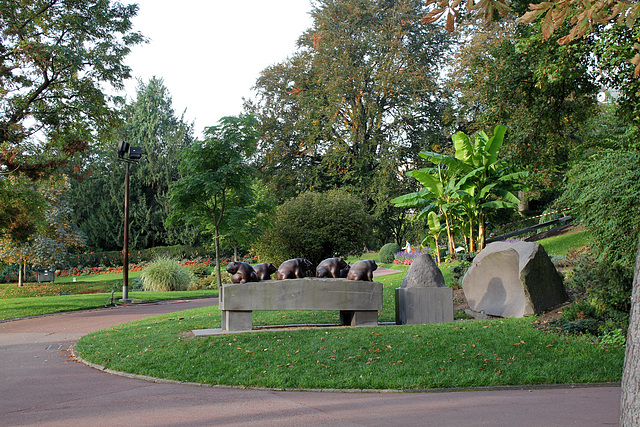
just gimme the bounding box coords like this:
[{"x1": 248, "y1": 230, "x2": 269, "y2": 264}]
[{"x1": 117, "y1": 141, "x2": 142, "y2": 303}]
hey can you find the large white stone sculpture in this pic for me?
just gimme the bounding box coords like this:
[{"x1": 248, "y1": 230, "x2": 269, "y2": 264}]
[{"x1": 462, "y1": 241, "x2": 568, "y2": 318}]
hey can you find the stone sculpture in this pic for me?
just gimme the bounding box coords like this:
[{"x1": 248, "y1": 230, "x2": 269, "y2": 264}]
[
  {"x1": 253, "y1": 262, "x2": 277, "y2": 281},
  {"x1": 395, "y1": 254, "x2": 453, "y2": 325},
  {"x1": 226, "y1": 261, "x2": 259, "y2": 284},
  {"x1": 399, "y1": 253, "x2": 447, "y2": 289},
  {"x1": 347, "y1": 259, "x2": 377, "y2": 281},
  {"x1": 339, "y1": 264, "x2": 351, "y2": 278},
  {"x1": 316, "y1": 257, "x2": 349, "y2": 278},
  {"x1": 462, "y1": 241, "x2": 568, "y2": 318},
  {"x1": 276, "y1": 258, "x2": 314, "y2": 280}
]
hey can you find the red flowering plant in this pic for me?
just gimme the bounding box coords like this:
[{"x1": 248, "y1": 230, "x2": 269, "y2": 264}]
[{"x1": 393, "y1": 250, "x2": 430, "y2": 265}]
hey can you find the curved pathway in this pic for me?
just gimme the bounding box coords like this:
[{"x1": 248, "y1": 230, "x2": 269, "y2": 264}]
[{"x1": 0, "y1": 298, "x2": 621, "y2": 426}]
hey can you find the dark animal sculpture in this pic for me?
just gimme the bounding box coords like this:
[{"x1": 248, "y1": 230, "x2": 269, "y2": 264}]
[
  {"x1": 276, "y1": 258, "x2": 314, "y2": 280},
  {"x1": 346, "y1": 260, "x2": 378, "y2": 282},
  {"x1": 339, "y1": 264, "x2": 351, "y2": 278},
  {"x1": 316, "y1": 257, "x2": 349, "y2": 278},
  {"x1": 226, "y1": 261, "x2": 259, "y2": 284},
  {"x1": 253, "y1": 262, "x2": 277, "y2": 281}
]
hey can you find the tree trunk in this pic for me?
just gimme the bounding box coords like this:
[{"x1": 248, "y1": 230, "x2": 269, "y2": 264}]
[
  {"x1": 443, "y1": 211, "x2": 456, "y2": 257},
  {"x1": 477, "y1": 212, "x2": 486, "y2": 251},
  {"x1": 518, "y1": 190, "x2": 529, "y2": 217},
  {"x1": 18, "y1": 260, "x2": 24, "y2": 287},
  {"x1": 620, "y1": 233, "x2": 640, "y2": 426},
  {"x1": 214, "y1": 227, "x2": 222, "y2": 290}
]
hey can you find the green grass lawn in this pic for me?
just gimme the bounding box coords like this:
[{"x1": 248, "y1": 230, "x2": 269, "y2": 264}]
[
  {"x1": 54, "y1": 270, "x2": 143, "y2": 283},
  {"x1": 75, "y1": 305, "x2": 624, "y2": 390},
  {"x1": 538, "y1": 229, "x2": 589, "y2": 256},
  {"x1": 0, "y1": 275, "x2": 218, "y2": 320}
]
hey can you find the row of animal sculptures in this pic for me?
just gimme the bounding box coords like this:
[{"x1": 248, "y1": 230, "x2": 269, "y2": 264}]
[{"x1": 226, "y1": 257, "x2": 378, "y2": 284}]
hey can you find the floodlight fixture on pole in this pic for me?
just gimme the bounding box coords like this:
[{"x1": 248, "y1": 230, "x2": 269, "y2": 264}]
[{"x1": 116, "y1": 141, "x2": 143, "y2": 303}]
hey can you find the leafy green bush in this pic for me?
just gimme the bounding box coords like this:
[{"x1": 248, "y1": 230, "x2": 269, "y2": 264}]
[
  {"x1": 562, "y1": 301, "x2": 600, "y2": 322},
  {"x1": 451, "y1": 260, "x2": 472, "y2": 289},
  {"x1": 140, "y1": 257, "x2": 195, "y2": 291},
  {"x1": 379, "y1": 243, "x2": 401, "y2": 264},
  {"x1": 552, "y1": 250, "x2": 633, "y2": 337},
  {"x1": 600, "y1": 328, "x2": 626, "y2": 347},
  {"x1": 253, "y1": 189, "x2": 370, "y2": 265},
  {"x1": 565, "y1": 251, "x2": 633, "y2": 317},
  {"x1": 558, "y1": 150, "x2": 640, "y2": 268}
]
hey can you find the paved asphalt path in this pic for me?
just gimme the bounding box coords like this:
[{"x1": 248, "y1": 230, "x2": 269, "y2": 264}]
[{"x1": 0, "y1": 279, "x2": 622, "y2": 426}]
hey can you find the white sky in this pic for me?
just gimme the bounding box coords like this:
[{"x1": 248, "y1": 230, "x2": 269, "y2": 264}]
[{"x1": 121, "y1": 1, "x2": 314, "y2": 137}]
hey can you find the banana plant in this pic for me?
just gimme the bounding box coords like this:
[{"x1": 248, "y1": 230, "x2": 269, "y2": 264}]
[
  {"x1": 392, "y1": 164, "x2": 460, "y2": 256},
  {"x1": 395, "y1": 125, "x2": 527, "y2": 252},
  {"x1": 423, "y1": 211, "x2": 444, "y2": 265}
]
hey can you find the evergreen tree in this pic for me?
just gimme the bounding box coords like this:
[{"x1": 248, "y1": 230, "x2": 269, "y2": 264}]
[{"x1": 71, "y1": 78, "x2": 197, "y2": 250}]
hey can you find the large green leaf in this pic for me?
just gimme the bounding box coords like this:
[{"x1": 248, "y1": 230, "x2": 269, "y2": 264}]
[
  {"x1": 427, "y1": 211, "x2": 443, "y2": 233},
  {"x1": 391, "y1": 192, "x2": 428, "y2": 207},
  {"x1": 407, "y1": 169, "x2": 443, "y2": 195},
  {"x1": 453, "y1": 131, "x2": 473, "y2": 164},
  {"x1": 485, "y1": 125, "x2": 507, "y2": 165}
]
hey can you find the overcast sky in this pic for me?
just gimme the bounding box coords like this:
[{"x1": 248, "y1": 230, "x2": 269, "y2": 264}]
[{"x1": 121, "y1": 1, "x2": 314, "y2": 137}]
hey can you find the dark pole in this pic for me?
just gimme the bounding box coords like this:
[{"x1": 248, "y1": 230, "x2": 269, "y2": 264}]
[{"x1": 121, "y1": 161, "x2": 131, "y2": 303}]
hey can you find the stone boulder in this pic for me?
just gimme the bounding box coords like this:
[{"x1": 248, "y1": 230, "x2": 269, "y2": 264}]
[
  {"x1": 462, "y1": 241, "x2": 568, "y2": 318},
  {"x1": 400, "y1": 254, "x2": 447, "y2": 288}
]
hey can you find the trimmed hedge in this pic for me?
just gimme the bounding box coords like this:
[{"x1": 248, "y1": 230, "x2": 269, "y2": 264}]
[{"x1": 379, "y1": 242, "x2": 401, "y2": 264}]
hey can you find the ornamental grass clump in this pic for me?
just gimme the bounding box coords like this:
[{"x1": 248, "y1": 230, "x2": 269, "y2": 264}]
[{"x1": 140, "y1": 256, "x2": 195, "y2": 292}]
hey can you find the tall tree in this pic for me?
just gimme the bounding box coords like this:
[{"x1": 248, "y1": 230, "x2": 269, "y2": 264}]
[
  {"x1": 0, "y1": 0, "x2": 144, "y2": 251},
  {"x1": 0, "y1": 0, "x2": 144, "y2": 178},
  {"x1": 247, "y1": 0, "x2": 453, "y2": 202},
  {"x1": 121, "y1": 77, "x2": 196, "y2": 248},
  {"x1": 0, "y1": 176, "x2": 85, "y2": 286},
  {"x1": 447, "y1": 20, "x2": 596, "y2": 191},
  {"x1": 168, "y1": 115, "x2": 260, "y2": 289},
  {"x1": 71, "y1": 78, "x2": 197, "y2": 250}
]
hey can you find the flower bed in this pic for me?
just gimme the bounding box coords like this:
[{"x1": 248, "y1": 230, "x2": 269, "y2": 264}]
[
  {"x1": 393, "y1": 250, "x2": 430, "y2": 265},
  {"x1": 56, "y1": 264, "x2": 147, "y2": 277},
  {"x1": 55, "y1": 258, "x2": 214, "y2": 277}
]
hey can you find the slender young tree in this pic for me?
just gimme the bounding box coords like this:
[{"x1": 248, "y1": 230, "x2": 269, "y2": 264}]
[{"x1": 168, "y1": 115, "x2": 260, "y2": 288}]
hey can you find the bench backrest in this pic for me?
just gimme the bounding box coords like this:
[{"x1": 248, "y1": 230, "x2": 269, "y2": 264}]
[{"x1": 220, "y1": 278, "x2": 383, "y2": 311}]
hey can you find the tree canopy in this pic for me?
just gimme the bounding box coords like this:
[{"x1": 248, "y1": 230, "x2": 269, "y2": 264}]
[
  {"x1": 71, "y1": 78, "x2": 197, "y2": 250},
  {"x1": 247, "y1": 0, "x2": 454, "y2": 201},
  {"x1": 0, "y1": 0, "x2": 144, "y2": 179}
]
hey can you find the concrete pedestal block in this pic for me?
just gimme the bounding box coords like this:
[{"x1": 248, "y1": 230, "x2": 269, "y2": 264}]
[
  {"x1": 395, "y1": 287, "x2": 454, "y2": 325},
  {"x1": 339, "y1": 310, "x2": 378, "y2": 326},
  {"x1": 221, "y1": 310, "x2": 252, "y2": 332}
]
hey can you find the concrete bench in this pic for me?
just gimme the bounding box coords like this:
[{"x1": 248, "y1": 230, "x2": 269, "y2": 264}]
[{"x1": 220, "y1": 278, "x2": 383, "y2": 331}]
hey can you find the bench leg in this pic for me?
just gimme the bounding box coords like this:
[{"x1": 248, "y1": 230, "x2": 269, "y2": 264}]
[
  {"x1": 339, "y1": 310, "x2": 378, "y2": 327},
  {"x1": 221, "y1": 310, "x2": 253, "y2": 331}
]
